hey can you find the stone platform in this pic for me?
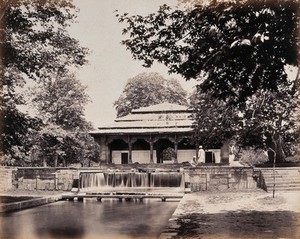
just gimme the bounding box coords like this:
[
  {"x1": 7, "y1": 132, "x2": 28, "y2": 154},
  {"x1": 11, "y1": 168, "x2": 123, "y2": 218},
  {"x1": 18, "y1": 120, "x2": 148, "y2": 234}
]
[{"x1": 159, "y1": 189, "x2": 300, "y2": 239}]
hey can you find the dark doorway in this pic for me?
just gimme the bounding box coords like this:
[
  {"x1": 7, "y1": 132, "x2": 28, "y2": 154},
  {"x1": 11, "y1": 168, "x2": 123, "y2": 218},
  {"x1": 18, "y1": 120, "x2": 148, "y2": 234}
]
[
  {"x1": 154, "y1": 138, "x2": 174, "y2": 163},
  {"x1": 121, "y1": 153, "x2": 128, "y2": 164},
  {"x1": 205, "y1": 152, "x2": 213, "y2": 163}
]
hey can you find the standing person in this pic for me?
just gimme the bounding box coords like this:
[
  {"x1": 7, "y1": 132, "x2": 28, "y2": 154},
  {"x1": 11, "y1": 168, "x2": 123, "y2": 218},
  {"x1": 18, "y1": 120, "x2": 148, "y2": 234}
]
[
  {"x1": 229, "y1": 144, "x2": 236, "y2": 164},
  {"x1": 198, "y1": 146, "x2": 205, "y2": 163}
]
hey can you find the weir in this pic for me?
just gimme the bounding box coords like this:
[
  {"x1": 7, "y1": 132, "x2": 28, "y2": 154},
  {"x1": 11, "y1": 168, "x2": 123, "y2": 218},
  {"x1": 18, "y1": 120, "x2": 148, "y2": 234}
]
[{"x1": 79, "y1": 171, "x2": 184, "y2": 191}]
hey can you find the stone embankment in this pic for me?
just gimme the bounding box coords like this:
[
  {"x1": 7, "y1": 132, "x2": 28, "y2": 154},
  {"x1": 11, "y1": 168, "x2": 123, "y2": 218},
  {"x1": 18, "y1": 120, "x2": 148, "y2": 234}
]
[
  {"x1": 1, "y1": 166, "x2": 258, "y2": 193},
  {"x1": 0, "y1": 194, "x2": 63, "y2": 213},
  {"x1": 160, "y1": 189, "x2": 300, "y2": 239}
]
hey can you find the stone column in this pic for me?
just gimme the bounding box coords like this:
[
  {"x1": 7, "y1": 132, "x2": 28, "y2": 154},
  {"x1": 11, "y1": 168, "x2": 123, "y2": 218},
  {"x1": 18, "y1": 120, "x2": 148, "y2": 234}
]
[
  {"x1": 170, "y1": 135, "x2": 181, "y2": 164},
  {"x1": 106, "y1": 136, "x2": 117, "y2": 164},
  {"x1": 174, "y1": 142, "x2": 178, "y2": 163},
  {"x1": 150, "y1": 141, "x2": 154, "y2": 164},
  {"x1": 96, "y1": 136, "x2": 110, "y2": 164},
  {"x1": 128, "y1": 141, "x2": 132, "y2": 164},
  {"x1": 145, "y1": 136, "x2": 156, "y2": 164},
  {"x1": 107, "y1": 149, "x2": 111, "y2": 164}
]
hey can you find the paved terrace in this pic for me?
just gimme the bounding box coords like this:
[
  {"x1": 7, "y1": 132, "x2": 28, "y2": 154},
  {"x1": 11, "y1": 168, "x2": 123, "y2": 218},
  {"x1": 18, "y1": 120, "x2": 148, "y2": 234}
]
[{"x1": 159, "y1": 188, "x2": 300, "y2": 239}]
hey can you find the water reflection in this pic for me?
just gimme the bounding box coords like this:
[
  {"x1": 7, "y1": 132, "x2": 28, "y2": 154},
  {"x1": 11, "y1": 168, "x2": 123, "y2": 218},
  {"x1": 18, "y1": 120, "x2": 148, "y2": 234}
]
[{"x1": 1, "y1": 199, "x2": 178, "y2": 239}]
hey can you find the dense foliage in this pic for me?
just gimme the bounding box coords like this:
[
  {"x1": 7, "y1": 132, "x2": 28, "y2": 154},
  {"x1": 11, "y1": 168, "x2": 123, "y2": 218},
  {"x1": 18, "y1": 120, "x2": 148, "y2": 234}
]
[
  {"x1": 118, "y1": 0, "x2": 299, "y2": 104},
  {"x1": 1, "y1": 0, "x2": 99, "y2": 166},
  {"x1": 114, "y1": 72, "x2": 188, "y2": 117},
  {"x1": 190, "y1": 89, "x2": 240, "y2": 149},
  {"x1": 118, "y1": 0, "x2": 300, "y2": 162},
  {"x1": 32, "y1": 73, "x2": 91, "y2": 131}
]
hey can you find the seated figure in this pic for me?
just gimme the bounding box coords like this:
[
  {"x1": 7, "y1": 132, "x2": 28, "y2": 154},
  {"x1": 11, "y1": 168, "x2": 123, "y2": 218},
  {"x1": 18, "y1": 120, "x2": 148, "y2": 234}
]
[{"x1": 190, "y1": 156, "x2": 198, "y2": 167}]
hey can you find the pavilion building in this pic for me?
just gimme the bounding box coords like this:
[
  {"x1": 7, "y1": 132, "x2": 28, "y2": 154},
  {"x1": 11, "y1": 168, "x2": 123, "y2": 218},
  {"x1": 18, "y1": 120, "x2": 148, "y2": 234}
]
[{"x1": 91, "y1": 103, "x2": 229, "y2": 164}]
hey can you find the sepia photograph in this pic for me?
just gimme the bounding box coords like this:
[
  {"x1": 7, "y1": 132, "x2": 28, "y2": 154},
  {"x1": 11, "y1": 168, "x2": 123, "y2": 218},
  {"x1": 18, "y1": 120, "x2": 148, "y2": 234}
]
[{"x1": 0, "y1": 0, "x2": 299, "y2": 238}]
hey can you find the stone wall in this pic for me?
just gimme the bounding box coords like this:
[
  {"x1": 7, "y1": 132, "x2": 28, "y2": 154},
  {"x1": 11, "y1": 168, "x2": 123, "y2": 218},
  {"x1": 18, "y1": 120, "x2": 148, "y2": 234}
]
[
  {"x1": 0, "y1": 167, "x2": 15, "y2": 191},
  {"x1": 0, "y1": 167, "x2": 80, "y2": 192},
  {"x1": 188, "y1": 166, "x2": 257, "y2": 191},
  {"x1": 1, "y1": 166, "x2": 258, "y2": 192}
]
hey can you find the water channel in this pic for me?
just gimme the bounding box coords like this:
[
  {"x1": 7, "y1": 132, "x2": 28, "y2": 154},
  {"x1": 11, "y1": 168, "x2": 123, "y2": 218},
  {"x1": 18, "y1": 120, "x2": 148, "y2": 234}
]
[
  {"x1": 1, "y1": 197, "x2": 179, "y2": 239},
  {"x1": 1, "y1": 170, "x2": 183, "y2": 238}
]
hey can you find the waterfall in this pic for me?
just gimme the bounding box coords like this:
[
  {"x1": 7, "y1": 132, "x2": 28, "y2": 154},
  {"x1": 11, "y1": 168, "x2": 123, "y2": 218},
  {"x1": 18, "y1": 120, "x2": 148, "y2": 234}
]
[
  {"x1": 150, "y1": 172, "x2": 183, "y2": 187},
  {"x1": 80, "y1": 172, "x2": 106, "y2": 189},
  {"x1": 79, "y1": 171, "x2": 184, "y2": 190}
]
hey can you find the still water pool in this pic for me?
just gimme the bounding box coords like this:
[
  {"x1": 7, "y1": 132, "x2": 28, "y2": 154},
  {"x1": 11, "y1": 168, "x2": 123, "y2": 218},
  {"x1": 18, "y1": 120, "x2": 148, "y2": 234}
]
[{"x1": 1, "y1": 198, "x2": 179, "y2": 239}]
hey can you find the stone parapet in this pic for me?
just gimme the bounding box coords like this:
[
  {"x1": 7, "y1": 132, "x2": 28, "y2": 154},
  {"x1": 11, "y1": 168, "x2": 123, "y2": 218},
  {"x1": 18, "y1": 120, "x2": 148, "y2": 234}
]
[
  {"x1": 187, "y1": 166, "x2": 256, "y2": 191},
  {"x1": 0, "y1": 167, "x2": 16, "y2": 191},
  {"x1": 1, "y1": 166, "x2": 258, "y2": 192},
  {"x1": 2, "y1": 167, "x2": 79, "y2": 191}
]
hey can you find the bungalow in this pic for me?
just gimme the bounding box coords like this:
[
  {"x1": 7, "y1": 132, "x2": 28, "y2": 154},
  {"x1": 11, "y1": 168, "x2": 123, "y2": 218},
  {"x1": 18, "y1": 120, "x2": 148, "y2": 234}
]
[{"x1": 91, "y1": 103, "x2": 230, "y2": 164}]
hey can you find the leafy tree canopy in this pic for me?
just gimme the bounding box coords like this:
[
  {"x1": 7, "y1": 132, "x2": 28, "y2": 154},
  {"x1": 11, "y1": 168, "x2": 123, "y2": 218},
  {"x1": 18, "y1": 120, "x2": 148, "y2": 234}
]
[
  {"x1": 32, "y1": 124, "x2": 100, "y2": 167},
  {"x1": 118, "y1": 0, "x2": 299, "y2": 104},
  {"x1": 114, "y1": 72, "x2": 188, "y2": 117},
  {"x1": 29, "y1": 73, "x2": 100, "y2": 167},
  {"x1": 118, "y1": 0, "x2": 300, "y2": 162},
  {"x1": 31, "y1": 72, "x2": 91, "y2": 131},
  {"x1": 191, "y1": 77, "x2": 299, "y2": 162},
  {"x1": 236, "y1": 85, "x2": 299, "y2": 162},
  {"x1": 190, "y1": 89, "x2": 240, "y2": 148},
  {"x1": 3, "y1": 103, "x2": 42, "y2": 166},
  {"x1": 0, "y1": 0, "x2": 95, "y2": 166},
  {"x1": 2, "y1": 0, "x2": 87, "y2": 79}
]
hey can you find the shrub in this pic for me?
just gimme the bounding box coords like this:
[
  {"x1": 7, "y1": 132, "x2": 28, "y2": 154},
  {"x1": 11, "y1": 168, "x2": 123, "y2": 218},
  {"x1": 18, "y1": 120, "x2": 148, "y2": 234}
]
[{"x1": 237, "y1": 149, "x2": 269, "y2": 166}]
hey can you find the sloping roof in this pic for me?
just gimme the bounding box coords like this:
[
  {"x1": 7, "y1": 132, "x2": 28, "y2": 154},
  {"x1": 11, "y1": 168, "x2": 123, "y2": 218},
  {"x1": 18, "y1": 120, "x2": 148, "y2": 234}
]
[
  {"x1": 132, "y1": 102, "x2": 191, "y2": 113},
  {"x1": 91, "y1": 103, "x2": 194, "y2": 135},
  {"x1": 115, "y1": 112, "x2": 192, "y2": 122}
]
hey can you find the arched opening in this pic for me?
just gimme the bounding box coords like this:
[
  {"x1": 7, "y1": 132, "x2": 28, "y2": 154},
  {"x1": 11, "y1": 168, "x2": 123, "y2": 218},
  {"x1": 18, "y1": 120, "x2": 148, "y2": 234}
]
[
  {"x1": 109, "y1": 139, "x2": 128, "y2": 150},
  {"x1": 154, "y1": 138, "x2": 174, "y2": 163},
  {"x1": 132, "y1": 139, "x2": 150, "y2": 150},
  {"x1": 109, "y1": 139, "x2": 128, "y2": 164},
  {"x1": 131, "y1": 139, "x2": 151, "y2": 164}
]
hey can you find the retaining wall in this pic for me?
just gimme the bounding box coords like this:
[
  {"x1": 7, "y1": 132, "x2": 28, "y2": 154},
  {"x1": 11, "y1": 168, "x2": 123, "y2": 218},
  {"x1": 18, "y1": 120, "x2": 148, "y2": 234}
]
[
  {"x1": 0, "y1": 167, "x2": 80, "y2": 192},
  {"x1": 187, "y1": 166, "x2": 257, "y2": 191},
  {"x1": 1, "y1": 166, "x2": 258, "y2": 192},
  {"x1": 0, "y1": 167, "x2": 15, "y2": 191}
]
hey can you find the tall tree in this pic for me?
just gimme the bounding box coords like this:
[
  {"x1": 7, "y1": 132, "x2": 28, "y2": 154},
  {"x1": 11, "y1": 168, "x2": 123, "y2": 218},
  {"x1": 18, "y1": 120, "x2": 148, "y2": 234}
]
[
  {"x1": 190, "y1": 89, "x2": 240, "y2": 149},
  {"x1": 236, "y1": 86, "x2": 299, "y2": 162},
  {"x1": 31, "y1": 72, "x2": 91, "y2": 131},
  {"x1": 33, "y1": 124, "x2": 100, "y2": 167},
  {"x1": 1, "y1": 0, "x2": 89, "y2": 165},
  {"x1": 118, "y1": 0, "x2": 299, "y2": 162},
  {"x1": 191, "y1": 78, "x2": 299, "y2": 162},
  {"x1": 118, "y1": 0, "x2": 299, "y2": 104},
  {"x1": 30, "y1": 73, "x2": 100, "y2": 167},
  {"x1": 114, "y1": 72, "x2": 188, "y2": 117},
  {"x1": 2, "y1": 64, "x2": 42, "y2": 165},
  {"x1": 2, "y1": 0, "x2": 87, "y2": 80}
]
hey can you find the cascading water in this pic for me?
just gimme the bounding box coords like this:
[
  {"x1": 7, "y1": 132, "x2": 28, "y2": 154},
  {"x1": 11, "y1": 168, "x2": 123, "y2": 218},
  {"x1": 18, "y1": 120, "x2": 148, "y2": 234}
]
[
  {"x1": 79, "y1": 171, "x2": 184, "y2": 191},
  {"x1": 150, "y1": 172, "x2": 183, "y2": 187},
  {"x1": 80, "y1": 172, "x2": 106, "y2": 188},
  {"x1": 106, "y1": 172, "x2": 149, "y2": 187}
]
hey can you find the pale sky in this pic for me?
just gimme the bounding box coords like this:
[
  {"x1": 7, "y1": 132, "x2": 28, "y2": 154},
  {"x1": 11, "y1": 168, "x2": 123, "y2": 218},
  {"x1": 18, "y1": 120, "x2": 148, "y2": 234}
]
[{"x1": 68, "y1": 0, "x2": 196, "y2": 128}]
